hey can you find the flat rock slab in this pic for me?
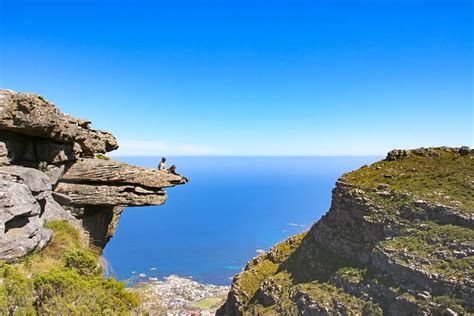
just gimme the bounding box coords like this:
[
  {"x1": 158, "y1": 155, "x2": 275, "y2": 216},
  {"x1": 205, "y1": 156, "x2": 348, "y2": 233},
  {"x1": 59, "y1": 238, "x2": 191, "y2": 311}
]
[
  {"x1": 55, "y1": 182, "x2": 168, "y2": 206},
  {"x1": 60, "y1": 158, "x2": 188, "y2": 188},
  {"x1": 0, "y1": 165, "x2": 51, "y2": 193},
  {"x1": 55, "y1": 158, "x2": 187, "y2": 207}
]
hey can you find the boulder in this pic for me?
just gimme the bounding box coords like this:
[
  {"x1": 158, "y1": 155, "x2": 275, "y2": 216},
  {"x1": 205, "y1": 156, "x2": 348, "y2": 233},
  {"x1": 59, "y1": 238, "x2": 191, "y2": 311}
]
[
  {"x1": 0, "y1": 165, "x2": 82, "y2": 261},
  {"x1": 42, "y1": 195, "x2": 77, "y2": 223},
  {"x1": 0, "y1": 165, "x2": 51, "y2": 194},
  {"x1": 0, "y1": 172, "x2": 52, "y2": 261}
]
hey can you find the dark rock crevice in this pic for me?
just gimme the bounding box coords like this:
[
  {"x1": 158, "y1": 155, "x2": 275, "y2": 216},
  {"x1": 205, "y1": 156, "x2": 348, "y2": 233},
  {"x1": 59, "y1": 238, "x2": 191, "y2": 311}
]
[{"x1": 4, "y1": 215, "x2": 30, "y2": 233}]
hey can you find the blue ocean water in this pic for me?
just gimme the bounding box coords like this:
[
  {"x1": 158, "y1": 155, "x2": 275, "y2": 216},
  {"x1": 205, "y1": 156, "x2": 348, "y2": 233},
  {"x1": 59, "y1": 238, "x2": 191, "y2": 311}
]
[{"x1": 103, "y1": 156, "x2": 379, "y2": 285}]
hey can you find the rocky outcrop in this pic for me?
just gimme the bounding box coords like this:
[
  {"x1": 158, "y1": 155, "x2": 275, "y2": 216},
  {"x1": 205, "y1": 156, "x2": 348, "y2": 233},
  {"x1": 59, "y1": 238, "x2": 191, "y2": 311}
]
[
  {"x1": 52, "y1": 158, "x2": 188, "y2": 247},
  {"x1": 0, "y1": 166, "x2": 71, "y2": 260},
  {"x1": 55, "y1": 158, "x2": 186, "y2": 206},
  {"x1": 219, "y1": 147, "x2": 473, "y2": 315},
  {"x1": 385, "y1": 146, "x2": 473, "y2": 161},
  {"x1": 0, "y1": 89, "x2": 187, "y2": 260},
  {"x1": 0, "y1": 90, "x2": 117, "y2": 164}
]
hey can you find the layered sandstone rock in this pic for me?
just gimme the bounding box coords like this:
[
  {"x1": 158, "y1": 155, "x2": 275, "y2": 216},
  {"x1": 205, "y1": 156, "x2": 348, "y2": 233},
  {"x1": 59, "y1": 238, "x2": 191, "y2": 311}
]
[
  {"x1": 0, "y1": 89, "x2": 187, "y2": 259},
  {"x1": 56, "y1": 158, "x2": 186, "y2": 207},
  {"x1": 0, "y1": 90, "x2": 117, "y2": 163},
  {"x1": 219, "y1": 147, "x2": 473, "y2": 315}
]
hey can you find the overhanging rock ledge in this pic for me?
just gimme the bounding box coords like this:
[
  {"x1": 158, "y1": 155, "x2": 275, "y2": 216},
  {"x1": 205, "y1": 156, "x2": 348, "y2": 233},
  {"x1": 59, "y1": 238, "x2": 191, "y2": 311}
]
[{"x1": 0, "y1": 89, "x2": 187, "y2": 259}]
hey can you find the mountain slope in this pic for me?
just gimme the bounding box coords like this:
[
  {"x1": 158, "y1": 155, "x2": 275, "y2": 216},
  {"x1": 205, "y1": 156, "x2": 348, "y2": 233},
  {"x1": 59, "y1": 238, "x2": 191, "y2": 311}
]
[{"x1": 218, "y1": 147, "x2": 473, "y2": 315}]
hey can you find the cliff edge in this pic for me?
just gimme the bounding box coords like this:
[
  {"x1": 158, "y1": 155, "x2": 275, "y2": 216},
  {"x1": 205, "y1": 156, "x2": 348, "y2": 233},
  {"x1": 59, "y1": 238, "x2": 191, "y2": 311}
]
[
  {"x1": 0, "y1": 89, "x2": 187, "y2": 260},
  {"x1": 218, "y1": 147, "x2": 473, "y2": 315}
]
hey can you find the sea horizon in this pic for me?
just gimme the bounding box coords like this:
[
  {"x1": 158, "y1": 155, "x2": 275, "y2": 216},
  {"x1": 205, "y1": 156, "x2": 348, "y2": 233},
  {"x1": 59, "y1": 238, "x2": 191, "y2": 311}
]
[{"x1": 103, "y1": 155, "x2": 381, "y2": 285}]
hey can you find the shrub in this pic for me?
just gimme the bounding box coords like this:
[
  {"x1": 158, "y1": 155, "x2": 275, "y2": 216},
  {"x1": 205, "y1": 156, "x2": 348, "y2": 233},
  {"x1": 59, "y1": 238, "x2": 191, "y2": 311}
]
[
  {"x1": 0, "y1": 264, "x2": 35, "y2": 314},
  {"x1": 95, "y1": 154, "x2": 111, "y2": 160},
  {"x1": 433, "y1": 296, "x2": 464, "y2": 314},
  {"x1": 0, "y1": 221, "x2": 140, "y2": 314},
  {"x1": 64, "y1": 248, "x2": 101, "y2": 276},
  {"x1": 43, "y1": 220, "x2": 82, "y2": 260},
  {"x1": 33, "y1": 268, "x2": 139, "y2": 314}
]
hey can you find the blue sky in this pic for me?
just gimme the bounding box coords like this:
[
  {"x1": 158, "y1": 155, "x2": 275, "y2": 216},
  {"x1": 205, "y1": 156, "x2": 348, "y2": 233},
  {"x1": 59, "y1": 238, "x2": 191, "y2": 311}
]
[{"x1": 0, "y1": 0, "x2": 472, "y2": 155}]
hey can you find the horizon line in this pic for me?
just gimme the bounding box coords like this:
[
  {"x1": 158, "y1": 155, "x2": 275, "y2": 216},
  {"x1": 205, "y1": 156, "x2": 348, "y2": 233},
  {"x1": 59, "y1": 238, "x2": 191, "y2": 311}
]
[{"x1": 107, "y1": 154, "x2": 385, "y2": 157}]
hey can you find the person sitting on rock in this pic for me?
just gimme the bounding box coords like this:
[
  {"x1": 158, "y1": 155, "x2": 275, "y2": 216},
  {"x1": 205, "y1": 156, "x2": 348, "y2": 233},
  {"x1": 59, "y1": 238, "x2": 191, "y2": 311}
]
[
  {"x1": 168, "y1": 164, "x2": 189, "y2": 181},
  {"x1": 167, "y1": 164, "x2": 178, "y2": 175},
  {"x1": 158, "y1": 157, "x2": 167, "y2": 171}
]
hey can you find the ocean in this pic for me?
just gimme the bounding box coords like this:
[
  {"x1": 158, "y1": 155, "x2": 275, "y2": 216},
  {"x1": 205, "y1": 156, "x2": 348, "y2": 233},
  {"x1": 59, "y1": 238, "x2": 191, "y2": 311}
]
[{"x1": 103, "y1": 156, "x2": 379, "y2": 285}]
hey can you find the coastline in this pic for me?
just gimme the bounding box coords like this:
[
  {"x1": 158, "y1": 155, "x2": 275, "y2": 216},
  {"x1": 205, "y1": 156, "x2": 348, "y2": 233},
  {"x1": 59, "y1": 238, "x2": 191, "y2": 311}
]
[{"x1": 131, "y1": 275, "x2": 229, "y2": 315}]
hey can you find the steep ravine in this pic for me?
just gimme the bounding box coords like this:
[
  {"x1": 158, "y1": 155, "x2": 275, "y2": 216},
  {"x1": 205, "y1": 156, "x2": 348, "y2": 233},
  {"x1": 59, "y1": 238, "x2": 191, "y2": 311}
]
[{"x1": 218, "y1": 147, "x2": 473, "y2": 315}]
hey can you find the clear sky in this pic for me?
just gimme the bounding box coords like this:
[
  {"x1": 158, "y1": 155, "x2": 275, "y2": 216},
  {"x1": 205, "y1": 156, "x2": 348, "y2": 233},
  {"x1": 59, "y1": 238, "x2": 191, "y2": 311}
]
[{"x1": 0, "y1": 0, "x2": 472, "y2": 155}]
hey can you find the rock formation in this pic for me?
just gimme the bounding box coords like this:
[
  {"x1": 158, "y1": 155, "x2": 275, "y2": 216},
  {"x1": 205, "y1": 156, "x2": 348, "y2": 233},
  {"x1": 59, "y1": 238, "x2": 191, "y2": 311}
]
[
  {"x1": 218, "y1": 147, "x2": 473, "y2": 315},
  {"x1": 0, "y1": 90, "x2": 117, "y2": 160},
  {"x1": 0, "y1": 166, "x2": 53, "y2": 261},
  {"x1": 0, "y1": 89, "x2": 187, "y2": 259}
]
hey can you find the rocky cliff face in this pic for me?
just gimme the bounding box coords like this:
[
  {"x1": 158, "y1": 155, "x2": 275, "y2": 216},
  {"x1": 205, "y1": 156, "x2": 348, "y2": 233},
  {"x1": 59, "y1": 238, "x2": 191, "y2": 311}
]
[
  {"x1": 218, "y1": 147, "x2": 473, "y2": 315},
  {"x1": 0, "y1": 89, "x2": 187, "y2": 259}
]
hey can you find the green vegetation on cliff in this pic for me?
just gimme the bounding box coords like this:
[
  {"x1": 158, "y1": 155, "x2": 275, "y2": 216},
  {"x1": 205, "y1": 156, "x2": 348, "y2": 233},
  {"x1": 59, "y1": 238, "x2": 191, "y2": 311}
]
[
  {"x1": 95, "y1": 153, "x2": 111, "y2": 160},
  {"x1": 236, "y1": 233, "x2": 306, "y2": 302},
  {"x1": 0, "y1": 221, "x2": 138, "y2": 315},
  {"x1": 380, "y1": 221, "x2": 474, "y2": 281},
  {"x1": 342, "y1": 147, "x2": 473, "y2": 211},
  {"x1": 219, "y1": 147, "x2": 473, "y2": 315}
]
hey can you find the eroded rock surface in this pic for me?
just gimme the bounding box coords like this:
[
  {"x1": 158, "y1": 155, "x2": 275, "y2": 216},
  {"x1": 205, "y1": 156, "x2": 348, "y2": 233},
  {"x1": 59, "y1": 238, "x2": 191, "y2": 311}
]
[
  {"x1": 0, "y1": 142, "x2": 9, "y2": 165},
  {"x1": 55, "y1": 158, "x2": 186, "y2": 206},
  {"x1": 0, "y1": 89, "x2": 117, "y2": 163},
  {"x1": 0, "y1": 167, "x2": 56, "y2": 260},
  {"x1": 0, "y1": 89, "x2": 187, "y2": 260},
  {"x1": 59, "y1": 158, "x2": 186, "y2": 188}
]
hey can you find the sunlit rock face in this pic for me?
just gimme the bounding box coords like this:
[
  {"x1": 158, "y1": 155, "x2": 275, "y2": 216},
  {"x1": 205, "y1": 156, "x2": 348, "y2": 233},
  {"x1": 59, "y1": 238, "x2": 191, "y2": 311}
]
[
  {"x1": 218, "y1": 147, "x2": 473, "y2": 315},
  {"x1": 0, "y1": 89, "x2": 118, "y2": 160},
  {"x1": 0, "y1": 89, "x2": 187, "y2": 259}
]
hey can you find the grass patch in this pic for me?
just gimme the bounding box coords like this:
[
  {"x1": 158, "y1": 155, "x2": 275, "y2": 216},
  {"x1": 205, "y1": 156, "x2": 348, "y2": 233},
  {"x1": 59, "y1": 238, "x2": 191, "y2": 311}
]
[
  {"x1": 298, "y1": 281, "x2": 382, "y2": 314},
  {"x1": 238, "y1": 260, "x2": 279, "y2": 302},
  {"x1": 380, "y1": 221, "x2": 474, "y2": 280},
  {"x1": 251, "y1": 304, "x2": 281, "y2": 315},
  {"x1": 342, "y1": 149, "x2": 473, "y2": 212},
  {"x1": 235, "y1": 233, "x2": 306, "y2": 305},
  {"x1": 432, "y1": 296, "x2": 465, "y2": 314},
  {"x1": 191, "y1": 296, "x2": 226, "y2": 309},
  {"x1": 335, "y1": 266, "x2": 367, "y2": 283}
]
